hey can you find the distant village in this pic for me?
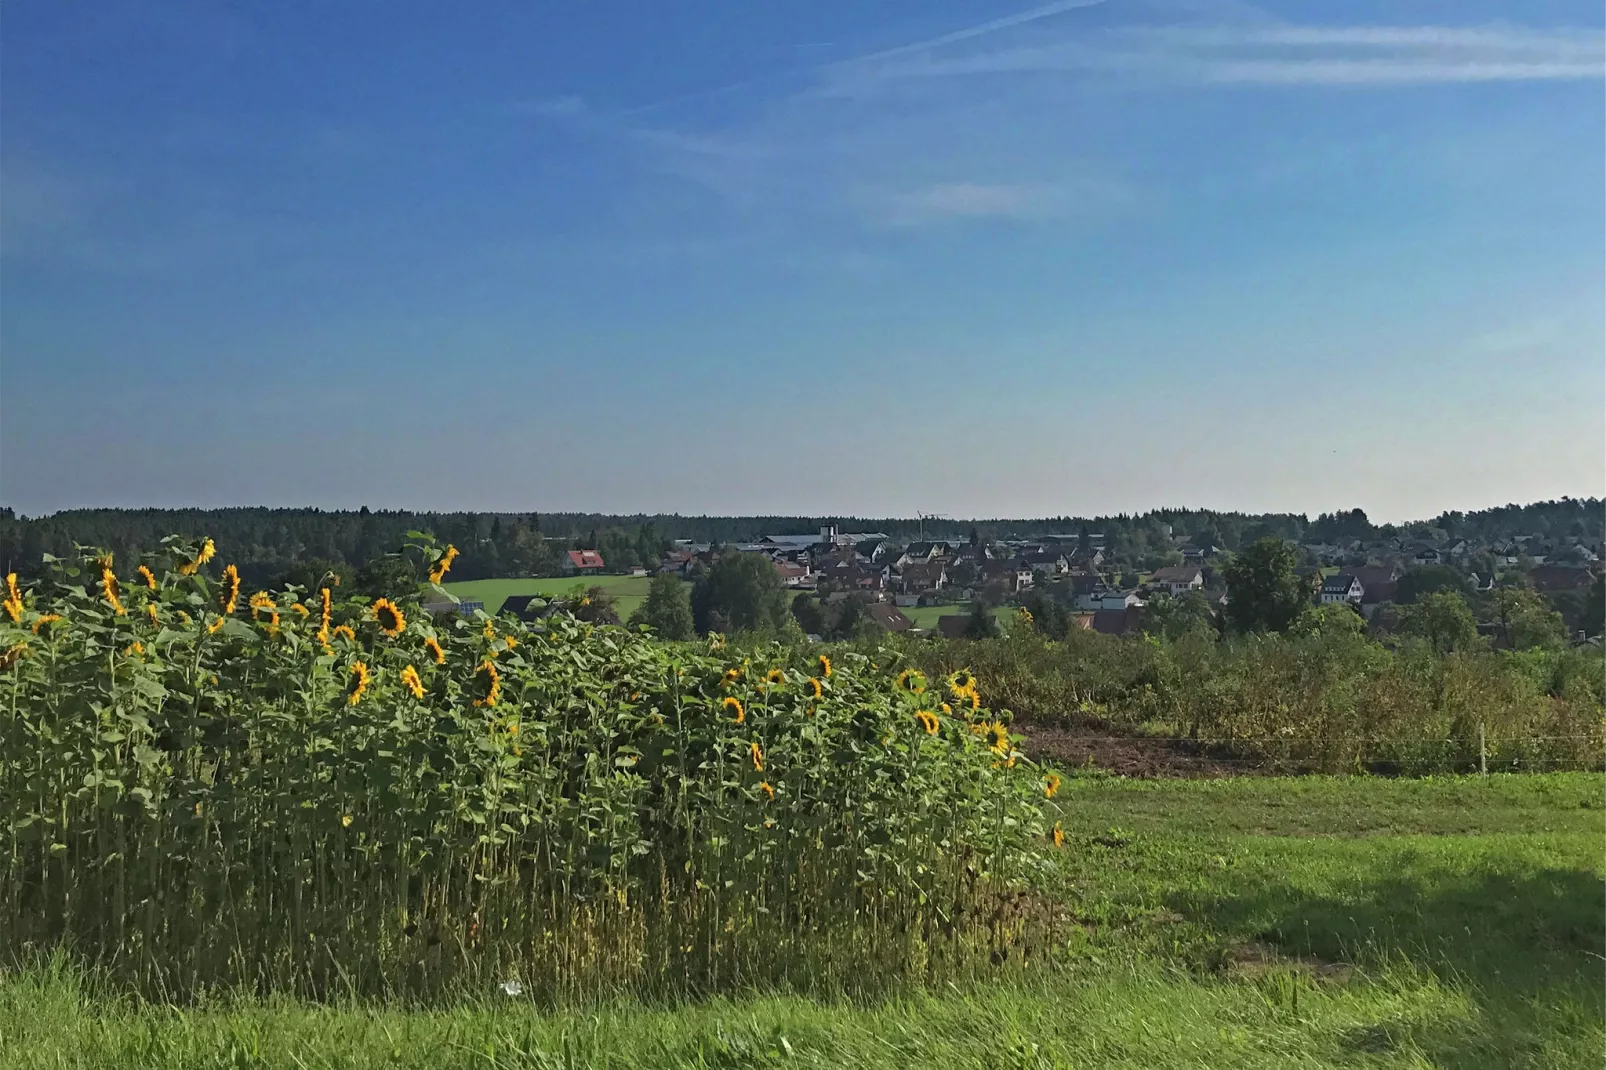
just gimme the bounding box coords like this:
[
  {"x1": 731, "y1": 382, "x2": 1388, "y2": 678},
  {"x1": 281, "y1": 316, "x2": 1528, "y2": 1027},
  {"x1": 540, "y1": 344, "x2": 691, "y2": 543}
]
[{"x1": 546, "y1": 522, "x2": 1605, "y2": 641}]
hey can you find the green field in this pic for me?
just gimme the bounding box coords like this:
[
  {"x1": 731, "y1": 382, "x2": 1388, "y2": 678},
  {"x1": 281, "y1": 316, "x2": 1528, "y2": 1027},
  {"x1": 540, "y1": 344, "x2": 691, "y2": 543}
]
[
  {"x1": 8, "y1": 772, "x2": 1599, "y2": 1069},
  {"x1": 443, "y1": 578, "x2": 1010, "y2": 636},
  {"x1": 444, "y1": 574, "x2": 658, "y2": 620}
]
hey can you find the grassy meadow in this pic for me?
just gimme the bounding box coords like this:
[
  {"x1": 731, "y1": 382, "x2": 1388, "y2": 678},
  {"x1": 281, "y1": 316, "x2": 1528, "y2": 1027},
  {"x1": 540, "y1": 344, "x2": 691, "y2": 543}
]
[
  {"x1": 442, "y1": 574, "x2": 656, "y2": 618},
  {"x1": 5, "y1": 773, "x2": 1601, "y2": 1069}
]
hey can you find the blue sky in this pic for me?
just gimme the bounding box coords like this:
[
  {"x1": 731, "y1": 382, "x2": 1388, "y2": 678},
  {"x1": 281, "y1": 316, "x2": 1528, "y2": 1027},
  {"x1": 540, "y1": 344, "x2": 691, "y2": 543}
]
[{"x1": 2, "y1": 0, "x2": 1602, "y2": 522}]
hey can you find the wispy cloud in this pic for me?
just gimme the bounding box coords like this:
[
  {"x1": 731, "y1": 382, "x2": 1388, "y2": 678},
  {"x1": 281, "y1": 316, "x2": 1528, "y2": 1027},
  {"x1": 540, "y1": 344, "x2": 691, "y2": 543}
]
[{"x1": 846, "y1": 19, "x2": 1605, "y2": 87}]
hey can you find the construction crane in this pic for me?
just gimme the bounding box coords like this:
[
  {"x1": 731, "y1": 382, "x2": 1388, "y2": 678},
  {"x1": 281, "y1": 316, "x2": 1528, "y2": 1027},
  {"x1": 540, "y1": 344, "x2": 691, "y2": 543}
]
[{"x1": 916, "y1": 512, "x2": 949, "y2": 543}]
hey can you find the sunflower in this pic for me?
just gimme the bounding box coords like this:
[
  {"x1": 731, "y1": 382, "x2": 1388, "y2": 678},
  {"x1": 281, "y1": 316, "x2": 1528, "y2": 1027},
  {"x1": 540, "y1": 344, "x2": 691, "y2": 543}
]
[
  {"x1": 765, "y1": 668, "x2": 785, "y2": 686},
  {"x1": 400, "y1": 664, "x2": 425, "y2": 699},
  {"x1": 969, "y1": 690, "x2": 982, "y2": 713},
  {"x1": 134, "y1": 565, "x2": 157, "y2": 591},
  {"x1": 940, "y1": 702, "x2": 952, "y2": 716},
  {"x1": 504, "y1": 635, "x2": 518, "y2": 650},
  {"x1": 1043, "y1": 772, "x2": 1062, "y2": 799},
  {"x1": 291, "y1": 602, "x2": 310, "y2": 618},
  {"x1": 218, "y1": 565, "x2": 240, "y2": 616},
  {"x1": 32, "y1": 613, "x2": 63, "y2": 634},
  {"x1": 721, "y1": 667, "x2": 741, "y2": 689},
  {"x1": 318, "y1": 588, "x2": 333, "y2": 645},
  {"x1": 145, "y1": 603, "x2": 160, "y2": 626},
  {"x1": 4, "y1": 573, "x2": 20, "y2": 603},
  {"x1": 987, "y1": 721, "x2": 1011, "y2": 754},
  {"x1": 805, "y1": 677, "x2": 823, "y2": 699},
  {"x1": 969, "y1": 722, "x2": 988, "y2": 737},
  {"x1": 947, "y1": 669, "x2": 977, "y2": 699},
  {"x1": 249, "y1": 591, "x2": 276, "y2": 620},
  {"x1": 894, "y1": 668, "x2": 926, "y2": 695},
  {"x1": 428, "y1": 544, "x2": 460, "y2": 584},
  {"x1": 101, "y1": 568, "x2": 126, "y2": 616},
  {"x1": 1, "y1": 593, "x2": 19, "y2": 623},
  {"x1": 125, "y1": 641, "x2": 145, "y2": 657},
  {"x1": 472, "y1": 659, "x2": 501, "y2": 708},
  {"x1": 816, "y1": 654, "x2": 831, "y2": 678},
  {"x1": 206, "y1": 616, "x2": 226, "y2": 635},
  {"x1": 423, "y1": 636, "x2": 446, "y2": 665},
  {"x1": 331, "y1": 624, "x2": 356, "y2": 644},
  {"x1": 346, "y1": 661, "x2": 371, "y2": 705},
  {"x1": 759, "y1": 781, "x2": 775, "y2": 801},
  {"x1": 178, "y1": 538, "x2": 215, "y2": 577},
  {"x1": 722, "y1": 696, "x2": 745, "y2": 724},
  {"x1": 371, "y1": 598, "x2": 406, "y2": 637},
  {"x1": 483, "y1": 619, "x2": 497, "y2": 642},
  {"x1": 749, "y1": 740, "x2": 764, "y2": 771},
  {"x1": 1052, "y1": 823, "x2": 1065, "y2": 849},
  {"x1": 915, "y1": 710, "x2": 941, "y2": 736}
]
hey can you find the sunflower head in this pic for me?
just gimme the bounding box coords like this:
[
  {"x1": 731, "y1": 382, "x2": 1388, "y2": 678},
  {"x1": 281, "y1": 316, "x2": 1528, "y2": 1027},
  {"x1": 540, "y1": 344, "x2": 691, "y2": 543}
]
[
  {"x1": 749, "y1": 740, "x2": 764, "y2": 771},
  {"x1": 915, "y1": 710, "x2": 941, "y2": 736},
  {"x1": 721, "y1": 667, "x2": 741, "y2": 689},
  {"x1": 346, "y1": 661, "x2": 371, "y2": 705},
  {"x1": 472, "y1": 659, "x2": 501, "y2": 708},
  {"x1": 427, "y1": 544, "x2": 459, "y2": 584},
  {"x1": 219, "y1": 565, "x2": 241, "y2": 615},
  {"x1": 196, "y1": 538, "x2": 216, "y2": 565},
  {"x1": 722, "y1": 696, "x2": 745, "y2": 724},
  {"x1": 332, "y1": 624, "x2": 356, "y2": 644},
  {"x1": 1052, "y1": 823, "x2": 1065, "y2": 849},
  {"x1": 101, "y1": 568, "x2": 126, "y2": 616},
  {"x1": 987, "y1": 721, "x2": 1011, "y2": 754},
  {"x1": 805, "y1": 677, "x2": 823, "y2": 700},
  {"x1": 765, "y1": 668, "x2": 785, "y2": 686},
  {"x1": 759, "y1": 781, "x2": 775, "y2": 801},
  {"x1": 400, "y1": 664, "x2": 425, "y2": 699},
  {"x1": 372, "y1": 598, "x2": 406, "y2": 637},
  {"x1": 137, "y1": 565, "x2": 158, "y2": 591},
  {"x1": 424, "y1": 636, "x2": 446, "y2": 664},
  {"x1": 894, "y1": 668, "x2": 926, "y2": 695},
  {"x1": 32, "y1": 613, "x2": 63, "y2": 634},
  {"x1": 4, "y1": 573, "x2": 19, "y2": 602},
  {"x1": 816, "y1": 654, "x2": 831, "y2": 678},
  {"x1": 1043, "y1": 772, "x2": 1062, "y2": 799}
]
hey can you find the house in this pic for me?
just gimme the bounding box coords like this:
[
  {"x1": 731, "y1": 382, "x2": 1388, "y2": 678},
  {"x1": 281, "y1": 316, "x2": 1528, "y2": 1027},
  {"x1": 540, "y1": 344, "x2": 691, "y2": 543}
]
[
  {"x1": 865, "y1": 603, "x2": 913, "y2": 634},
  {"x1": 773, "y1": 560, "x2": 811, "y2": 587},
  {"x1": 1409, "y1": 544, "x2": 1442, "y2": 566},
  {"x1": 1089, "y1": 606, "x2": 1143, "y2": 635},
  {"x1": 1075, "y1": 588, "x2": 1142, "y2": 612},
  {"x1": 1025, "y1": 550, "x2": 1069, "y2": 576},
  {"x1": 1359, "y1": 581, "x2": 1398, "y2": 618},
  {"x1": 1529, "y1": 564, "x2": 1595, "y2": 592},
  {"x1": 1351, "y1": 565, "x2": 1400, "y2": 591},
  {"x1": 981, "y1": 559, "x2": 1034, "y2": 593},
  {"x1": 499, "y1": 595, "x2": 552, "y2": 623},
  {"x1": 896, "y1": 560, "x2": 948, "y2": 595},
  {"x1": 895, "y1": 541, "x2": 951, "y2": 567},
  {"x1": 1148, "y1": 565, "x2": 1204, "y2": 597},
  {"x1": 563, "y1": 549, "x2": 605, "y2": 573},
  {"x1": 1320, "y1": 573, "x2": 1364, "y2": 604}
]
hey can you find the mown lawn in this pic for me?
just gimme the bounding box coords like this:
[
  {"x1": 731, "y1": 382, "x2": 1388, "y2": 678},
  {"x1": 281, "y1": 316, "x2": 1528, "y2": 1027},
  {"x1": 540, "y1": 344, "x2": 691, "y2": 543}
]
[
  {"x1": 5, "y1": 773, "x2": 1600, "y2": 1069},
  {"x1": 442, "y1": 575, "x2": 658, "y2": 620}
]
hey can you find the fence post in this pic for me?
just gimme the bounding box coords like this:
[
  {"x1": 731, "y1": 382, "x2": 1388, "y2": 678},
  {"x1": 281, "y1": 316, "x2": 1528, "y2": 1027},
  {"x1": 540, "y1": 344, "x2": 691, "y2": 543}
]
[{"x1": 1479, "y1": 723, "x2": 1487, "y2": 778}]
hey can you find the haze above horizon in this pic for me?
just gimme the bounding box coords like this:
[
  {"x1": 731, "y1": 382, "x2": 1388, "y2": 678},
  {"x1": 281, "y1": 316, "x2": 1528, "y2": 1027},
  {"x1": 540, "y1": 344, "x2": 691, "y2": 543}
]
[{"x1": 2, "y1": 1, "x2": 1602, "y2": 524}]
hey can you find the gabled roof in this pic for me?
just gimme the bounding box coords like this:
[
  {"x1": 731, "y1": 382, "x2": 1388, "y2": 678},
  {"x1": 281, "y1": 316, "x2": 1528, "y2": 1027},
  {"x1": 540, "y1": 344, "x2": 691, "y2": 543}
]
[
  {"x1": 866, "y1": 603, "x2": 912, "y2": 633},
  {"x1": 1150, "y1": 566, "x2": 1203, "y2": 584},
  {"x1": 567, "y1": 549, "x2": 605, "y2": 569},
  {"x1": 1321, "y1": 573, "x2": 1360, "y2": 592}
]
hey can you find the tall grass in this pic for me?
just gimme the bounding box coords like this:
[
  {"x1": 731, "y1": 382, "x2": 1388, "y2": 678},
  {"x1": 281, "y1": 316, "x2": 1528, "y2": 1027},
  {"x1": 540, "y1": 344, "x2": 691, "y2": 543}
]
[{"x1": 0, "y1": 541, "x2": 1052, "y2": 1002}]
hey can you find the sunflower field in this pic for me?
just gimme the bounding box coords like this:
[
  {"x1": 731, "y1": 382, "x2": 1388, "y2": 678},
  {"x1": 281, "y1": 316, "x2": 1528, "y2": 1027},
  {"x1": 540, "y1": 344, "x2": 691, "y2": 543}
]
[{"x1": 0, "y1": 539, "x2": 1055, "y2": 1002}]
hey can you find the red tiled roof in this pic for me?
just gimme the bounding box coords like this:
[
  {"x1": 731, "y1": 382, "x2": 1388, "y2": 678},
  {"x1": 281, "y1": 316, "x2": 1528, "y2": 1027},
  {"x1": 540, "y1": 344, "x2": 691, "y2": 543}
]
[{"x1": 567, "y1": 549, "x2": 605, "y2": 569}]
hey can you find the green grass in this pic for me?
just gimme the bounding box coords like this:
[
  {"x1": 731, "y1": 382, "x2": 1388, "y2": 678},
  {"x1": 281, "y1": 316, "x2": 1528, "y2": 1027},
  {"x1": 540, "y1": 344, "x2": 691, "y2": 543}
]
[
  {"x1": 6, "y1": 773, "x2": 1601, "y2": 1069},
  {"x1": 443, "y1": 575, "x2": 659, "y2": 620},
  {"x1": 900, "y1": 603, "x2": 1012, "y2": 632}
]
